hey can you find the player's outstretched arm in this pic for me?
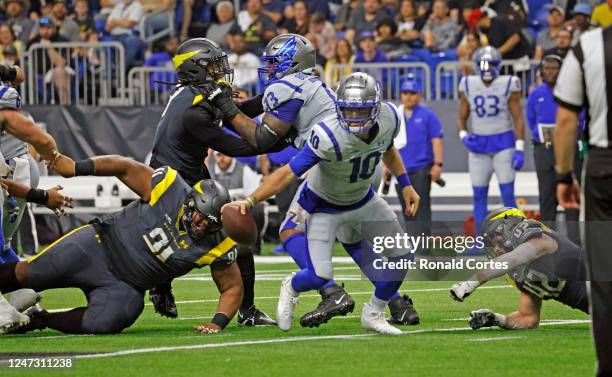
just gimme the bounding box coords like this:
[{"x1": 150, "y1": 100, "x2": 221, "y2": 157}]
[
  {"x1": 1, "y1": 178, "x2": 74, "y2": 215},
  {"x1": 382, "y1": 146, "x2": 420, "y2": 217},
  {"x1": 50, "y1": 154, "x2": 154, "y2": 202},
  {"x1": 469, "y1": 292, "x2": 542, "y2": 330},
  {"x1": 194, "y1": 262, "x2": 243, "y2": 334},
  {"x1": 450, "y1": 235, "x2": 558, "y2": 302},
  {"x1": 0, "y1": 110, "x2": 59, "y2": 162}
]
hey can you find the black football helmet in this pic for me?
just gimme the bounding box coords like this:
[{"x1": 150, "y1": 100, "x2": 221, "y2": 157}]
[
  {"x1": 173, "y1": 38, "x2": 234, "y2": 86},
  {"x1": 181, "y1": 179, "x2": 230, "y2": 239},
  {"x1": 481, "y1": 207, "x2": 527, "y2": 257}
]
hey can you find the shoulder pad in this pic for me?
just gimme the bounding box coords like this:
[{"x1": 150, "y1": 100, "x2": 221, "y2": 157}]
[
  {"x1": 307, "y1": 121, "x2": 342, "y2": 161},
  {"x1": 510, "y1": 220, "x2": 543, "y2": 248},
  {"x1": 0, "y1": 87, "x2": 21, "y2": 110},
  {"x1": 382, "y1": 102, "x2": 401, "y2": 138},
  {"x1": 507, "y1": 76, "x2": 522, "y2": 94},
  {"x1": 263, "y1": 80, "x2": 303, "y2": 111},
  {"x1": 150, "y1": 166, "x2": 179, "y2": 206}
]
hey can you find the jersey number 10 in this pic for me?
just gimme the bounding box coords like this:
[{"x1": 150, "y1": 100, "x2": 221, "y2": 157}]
[{"x1": 349, "y1": 152, "x2": 381, "y2": 183}]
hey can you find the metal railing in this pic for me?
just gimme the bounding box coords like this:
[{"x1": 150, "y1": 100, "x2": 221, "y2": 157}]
[
  {"x1": 325, "y1": 62, "x2": 432, "y2": 100},
  {"x1": 25, "y1": 41, "x2": 126, "y2": 106},
  {"x1": 127, "y1": 66, "x2": 177, "y2": 106},
  {"x1": 435, "y1": 59, "x2": 542, "y2": 101},
  {"x1": 140, "y1": 10, "x2": 175, "y2": 45}
]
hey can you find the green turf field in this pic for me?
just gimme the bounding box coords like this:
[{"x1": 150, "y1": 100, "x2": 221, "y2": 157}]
[{"x1": 1, "y1": 256, "x2": 594, "y2": 377}]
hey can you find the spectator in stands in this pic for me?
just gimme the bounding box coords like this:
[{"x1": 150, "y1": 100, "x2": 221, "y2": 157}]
[
  {"x1": 2, "y1": 0, "x2": 35, "y2": 44},
  {"x1": 142, "y1": 0, "x2": 176, "y2": 41},
  {"x1": 0, "y1": 45, "x2": 19, "y2": 66},
  {"x1": 592, "y1": 0, "x2": 612, "y2": 27},
  {"x1": 422, "y1": 0, "x2": 460, "y2": 51},
  {"x1": 571, "y1": 3, "x2": 593, "y2": 44},
  {"x1": 534, "y1": 4, "x2": 565, "y2": 60},
  {"x1": 234, "y1": 0, "x2": 276, "y2": 55},
  {"x1": 456, "y1": 31, "x2": 481, "y2": 74},
  {"x1": 324, "y1": 38, "x2": 354, "y2": 88},
  {"x1": 470, "y1": 8, "x2": 532, "y2": 60},
  {"x1": 345, "y1": 0, "x2": 388, "y2": 46},
  {"x1": 284, "y1": 0, "x2": 329, "y2": 20},
  {"x1": 308, "y1": 13, "x2": 336, "y2": 61},
  {"x1": 206, "y1": 1, "x2": 237, "y2": 51},
  {"x1": 73, "y1": 0, "x2": 96, "y2": 38},
  {"x1": 145, "y1": 36, "x2": 178, "y2": 97},
  {"x1": 396, "y1": 0, "x2": 426, "y2": 47},
  {"x1": 382, "y1": 0, "x2": 400, "y2": 15},
  {"x1": 375, "y1": 18, "x2": 406, "y2": 57},
  {"x1": 334, "y1": 0, "x2": 360, "y2": 31},
  {"x1": 543, "y1": 26, "x2": 572, "y2": 59},
  {"x1": 105, "y1": 0, "x2": 146, "y2": 69},
  {"x1": 261, "y1": 0, "x2": 284, "y2": 24},
  {"x1": 355, "y1": 31, "x2": 388, "y2": 63},
  {"x1": 0, "y1": 24, "x2": 23, "y2": 61},
  {"x1": 227, "y1": 32, "x2": 260, "y2": 88},
  {"x1": 28, "y1": 17, "x2": 70, "y2": 105},
  {"x1": 46, "y1": 0, "x2": 80, "y2": 42},
  {"x1": 281, "y1": 0, "x2": 310, "y2": 35}
]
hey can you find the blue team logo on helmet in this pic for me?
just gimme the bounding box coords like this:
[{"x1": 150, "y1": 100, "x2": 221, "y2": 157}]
[
  {"x1": 474, "y1": 46, "x2": 502, "y2": 82},
  {"x1": 258, "y1": 36, "x2": 299, "y2": 86}
]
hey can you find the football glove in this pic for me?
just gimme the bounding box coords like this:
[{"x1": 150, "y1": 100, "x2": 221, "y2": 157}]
[
  {"x1": 511, "y1": 150, "x2": 524, "y2": 170},
  {"x1": 469, "y1": 309, "x2": 499, "y2": 330},
  {"x1": 199, "y1": 82, "x2": 240, "y2": 119},
  {"x1": 450, "y1": 280, "x2": 479, "y2": 302}
]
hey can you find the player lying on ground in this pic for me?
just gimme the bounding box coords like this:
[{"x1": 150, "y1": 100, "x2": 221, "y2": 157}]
[
  {"x1": 0, "y1": 178, "x2": 73, "y2": 332},
  {"x1": 225, "y1": 73, "x2": 420, "y2": 335},
  {"x1": 206, "y1": 35, "x2": 420, "y2": 326},
  {"x1": 0, "y1": 155, "x2": 244, "y2": 335},
  {"x1": 450, "y1": 207, "x2": 588, "y2": 330}
]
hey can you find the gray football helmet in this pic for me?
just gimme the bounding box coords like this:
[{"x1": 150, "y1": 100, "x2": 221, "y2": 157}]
[
  {"x1": 258, "y1": 34, "x2": 316, "y2": 85},
  {"x1": 181, "y1": 179, "x2": 230, "y2": 239},
  {"x1": 336, "y1": 72, "x2": 381, "y2": 135},
  {"x1": 473, "y1": 46, "x2": 502, "y2": 82}
]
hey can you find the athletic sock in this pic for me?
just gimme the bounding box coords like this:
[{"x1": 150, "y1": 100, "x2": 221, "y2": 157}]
[
  {"x1": 237, "y1": 249, "x2": 255, "y2": 311},
  {"x1": 499, "y1": 182, "x2": 517, "y2": 208},
  {"x1": 43, "y1": 308, "x2": 87, "y2": 334},
  {"x1": 291, "y1": 269, "x2": 327, "y2": 292},
  {"x1": 0, "y1": 262, "x2": 21, "y2": 292},
  {"x1": 369, "y1": 294, "x2": 388, "y2": 312},
  {"x1": 284, "y1": 233, "x2": 337, "y2": 290},
  {"x1": 473, "y1": 185, "x2": 489, "y2": 235}
]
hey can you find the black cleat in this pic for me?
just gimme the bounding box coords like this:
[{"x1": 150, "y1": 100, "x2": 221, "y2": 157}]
[
  {"x1": 6, "y1": 305, "x2": 48, "y2": 334},
  {"x1": 149, "y1": 286, "x2": 178, "y2": 318},
  {"x1": 237, "y1": 306, "x2": 277, "y2": 327},
  {"x1": 388, "y1": 295, "x2": 420, "y2": 325},
  {"x1": 300, "y1": 283, "x2": 355, "y2": 328}
]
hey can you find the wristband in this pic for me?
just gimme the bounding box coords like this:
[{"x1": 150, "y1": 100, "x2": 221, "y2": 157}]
[
  {"x1": 396, "y1": 173, "x2": 411, "y2": 188},
  {"x1": 494, "y1": 313, "x2": 507, "y2": 327},
  {"x1": 459, "y1": 130, "x2": 468, "y2": 140},
  {"x1": 75, "y1": 159, "x2": 95, "y2": 176},
  {"x1": 245, "y1": 196, "x2": 256, "y2": 209},
  {"x1": 515, "y1": 139, "x2": 525, "y2": 152},
  {"x1": 26, "y1": 188, "x2": 49, "y2": 205},
  {"x1": 556, "y1": 171, "x2": 573, "y2": 184},
  {"x1": 211, "y1": 312, "x2": 230, "y2": 329}
]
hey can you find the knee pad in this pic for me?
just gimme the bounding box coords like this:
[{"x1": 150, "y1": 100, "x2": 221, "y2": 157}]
[{"x1": 499, "y1": 182, "x2": 517, "y2": 208}]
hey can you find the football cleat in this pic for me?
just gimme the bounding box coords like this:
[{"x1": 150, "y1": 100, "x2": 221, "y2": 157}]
[
  {"x1": 9, "y1": 289, "x2": 42, "y2": 313},
  {"x1": 300, "y1": 283, "x2": 355, "y2": 328},
  {"x1": 388, "y1": 295, "x2": 420, "y2": 325},
  {"x1": 5, "y1": 304, "x2": 48, "y2": 334},
  {"x1": 0, "y1": 296, "x2": 30, "y2": 334},
  {"x1": 237, "y1": 305, "x2": 277, "y2": 327},
  {"x1": 276, "y1": 273, "x2": 299, "y2": 331},
  {"x1": 361, "y1": 303, "x2": 402, "y2": 335},
  {"x1": 149, "y1": 285, "x2": 178, "y2": 318}
]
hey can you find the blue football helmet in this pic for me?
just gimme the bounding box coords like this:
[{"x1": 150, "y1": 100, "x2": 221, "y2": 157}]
[
  {"x1": 336, "y1": 72, "x2": 381, "y2": 135},
  {"x1": 257, "y1": 34, "x2": 316, "y2": 86},
  {"x1": 474, "y1": 46, "x2": 502, "y2": 82}
]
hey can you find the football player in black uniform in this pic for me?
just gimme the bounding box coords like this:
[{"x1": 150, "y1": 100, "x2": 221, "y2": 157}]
[
  {"x1": 450, "y1": 207, "x2": 588, "y2": 330},
  {"x1": 0, "y1": 154, "x2": 244, "y2": 335},
  {"x1": 148, "y1": 38, "x2": 293, "y2": 326}
]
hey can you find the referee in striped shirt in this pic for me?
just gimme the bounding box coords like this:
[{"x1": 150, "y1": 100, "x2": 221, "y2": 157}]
[{"x1": 554, "y1": 25, "x2": 612, "y2": 377}]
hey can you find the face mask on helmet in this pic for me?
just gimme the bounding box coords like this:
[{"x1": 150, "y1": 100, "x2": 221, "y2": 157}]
[
  {"x1": 477, "y1": 57, "x2": 501, "y2": 82},
  {"x1": 180, "y1": 196, "x2": 222, "y2": 240},
  {"x1": 258, "y1": 37, "x2": 299, "y2": 86},
  {"x1": 204, "y1": 55, "x2": 234, "y2": 84},
  {"x1": 337, "y1": 102, "x2": 380, "y2": 135}
]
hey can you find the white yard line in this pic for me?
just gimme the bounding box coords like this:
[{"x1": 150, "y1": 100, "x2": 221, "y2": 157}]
[{"x1": 467, "y1": 336, "x2": 525, "y2": 342}]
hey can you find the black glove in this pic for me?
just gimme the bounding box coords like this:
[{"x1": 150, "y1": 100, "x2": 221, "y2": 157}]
[
  {"x1": 468, "y1": 309, "x2": 497, "y2": 330},
  {"x1": 199, "y1": 82, "x2": 240, "y2": 119}
]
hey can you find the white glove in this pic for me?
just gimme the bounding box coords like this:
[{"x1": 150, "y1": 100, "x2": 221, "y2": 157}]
[{"x1": 450, "y1": 280, "x2": 479, "y2": 302}]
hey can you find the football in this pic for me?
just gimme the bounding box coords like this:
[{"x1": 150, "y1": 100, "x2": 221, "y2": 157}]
[{"x1": 221, "y1": 204, "x2": 257, "y2": 245}]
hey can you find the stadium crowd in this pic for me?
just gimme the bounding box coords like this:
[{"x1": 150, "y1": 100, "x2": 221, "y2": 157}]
[{"x1": 1, "y1": 0, "x2": 612, "y2": 104}]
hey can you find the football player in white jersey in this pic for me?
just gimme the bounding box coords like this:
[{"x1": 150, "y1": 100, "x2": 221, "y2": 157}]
[
  {"x1": 457, "y1": 46, "x2": 526, "y2": 243},
  {"x1": 207, "y1": 34, "x2": 420, "y2": 326},
  {"x1": 224, "y1": 73, "x2": 420, "y2": 335}
]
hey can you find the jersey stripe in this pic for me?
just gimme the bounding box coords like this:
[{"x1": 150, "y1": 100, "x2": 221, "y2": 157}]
[
  {"x1": 504, "y1": 76, "x2": 513, "y2": 96},
  {"x1": 275, "y1": 80, "x2": 303, "y2": 93},
  {"x1": 28, "y1": 225, "x2": 93, "y2": 263},
  {"x1": 0, "y1": 86, "x2": 8, "y2": 99},
  {"x1": 318, "y1": 121, "x2": 342, "y2": 161},
  {"x1": 465, "y1": 77, "x2": 470, "y2": 95},
  {"x1": 194, "y1": 236, "x2": 237, "y2": 266},
  {"x1": 149, "y1": 167, "x2": 178, "y2": 206},
  {"x1": 192, "y1": 94, "x2": 203, "y2": 105}
]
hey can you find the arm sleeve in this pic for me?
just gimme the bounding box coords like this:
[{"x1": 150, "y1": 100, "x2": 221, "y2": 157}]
[
  {"x1": 526, "y1": 92, "x2": 537, "y2": 134},
  {"x1": 236, "y1": 94, "x2": 264, "y2": 118},
  {"x1": 288, "y1": 145, "x2": 323, "y2": 176},
  {"x1": 554, "y1": 47, "x2": 585, "y2": 111},
  {"x1": 266, "y1": 98, "x2": 304, "y2": 124}
]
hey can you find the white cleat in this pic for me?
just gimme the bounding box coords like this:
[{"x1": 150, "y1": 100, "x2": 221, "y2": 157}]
[
  {"x1": 9, "y1": 289, "x2": 42, "y2": 312},
  {"x1": 361, "y1": 303, "x2": 402, "y2": 335},
  {"x1": 0, "y1": 296, "x2": 30, "y2": 334},
  {"x1": 276, "y1": 273, "x2": 299, "y2": 332}
]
